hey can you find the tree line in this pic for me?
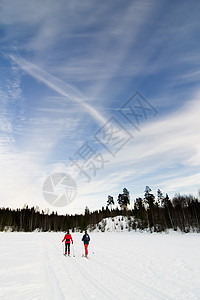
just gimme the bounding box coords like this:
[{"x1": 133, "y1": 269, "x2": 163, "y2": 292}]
[{"x1": 0, "y1": 186, "x2": 200, "y2": 233}]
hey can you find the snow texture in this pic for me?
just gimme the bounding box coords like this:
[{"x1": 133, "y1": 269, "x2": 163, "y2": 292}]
[
  {"x1": 96, "y1": 216, "x2": 135, "y2": 232},
  {"x1": 0, "y1": 231, "x2": 200, "y2": 300}
]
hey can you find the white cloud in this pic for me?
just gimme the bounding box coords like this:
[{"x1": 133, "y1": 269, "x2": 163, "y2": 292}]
[
  {"x1": 1, "y1": 0, "x2": 200, "y2": 213},
  {"x1": 0, "y1": 92, "x2": 199, "y2": 213},
  {"x1": 68, "y1": 91, "x2": 200, "y2": 209},
  {"x1": 0, "y1": 149, "x2": 42, "y2": 209},
  {"x1": 10, "y1": 55, "x2": 107, "y2": 127},
  {"x1": 157, "y1": 173, "x2": 200, "y2": 194}
]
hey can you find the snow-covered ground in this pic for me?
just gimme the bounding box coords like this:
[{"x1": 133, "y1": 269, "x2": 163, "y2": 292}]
[{"x1": 0, "y1": 231, "x2": 199, "y2": 300}]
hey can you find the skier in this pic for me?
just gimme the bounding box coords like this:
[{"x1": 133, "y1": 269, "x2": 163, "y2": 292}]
[
  {"x1": 82, "y1": 230, "x2": 90, "y2": 257},
  {"x1": 62, "y1": 230, "x2": 73, "y2": 256}
]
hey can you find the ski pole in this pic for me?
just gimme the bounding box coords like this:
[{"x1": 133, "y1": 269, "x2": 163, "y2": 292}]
[
  {"x1": 72, "y1": 243, "x2": 75, "y2": 257},
  {"x1": 82, "y1": 243, "x2": 85, "y2": 257},
  {"x1": 62, "y1": 242, "x2": 65, "y2": 255}
]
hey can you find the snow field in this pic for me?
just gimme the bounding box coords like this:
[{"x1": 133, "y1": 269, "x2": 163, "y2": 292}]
[{"x1": 0, "y1": 231, "x2": 200, "y2": 300}]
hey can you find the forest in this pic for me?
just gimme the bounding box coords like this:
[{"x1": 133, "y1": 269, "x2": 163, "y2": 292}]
[{"x1": 0, "y1": 186, "x2": 200, "y2": 233}]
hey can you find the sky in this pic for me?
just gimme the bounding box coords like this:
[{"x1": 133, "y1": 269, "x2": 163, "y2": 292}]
[{"x1": 0, "y1": 0, "x2": 200, "y2": 214}]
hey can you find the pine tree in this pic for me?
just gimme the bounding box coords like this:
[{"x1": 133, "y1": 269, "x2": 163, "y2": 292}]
[
  {"x1": 107, "y1": 195, "x2": 114, "y2": 208},
  {"x1": 144, "y1": 186, "x2": 155, "y2": 231},
  {"x1": 117, "y1": 188, "x2": 130, "y2": 210}
]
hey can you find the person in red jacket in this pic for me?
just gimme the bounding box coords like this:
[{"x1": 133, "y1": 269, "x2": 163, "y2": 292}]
[{"x1": 62, "y1": 230, "x2": 73, "y2": 256}]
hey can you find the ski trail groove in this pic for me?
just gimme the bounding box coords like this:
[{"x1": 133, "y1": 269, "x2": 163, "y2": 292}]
[
  {"x1": 42, "y1": 236, "x2": 92, "y2": 299},
  {"x1": 37, "y1": 235, "x2": 65, "y2": 299},
  {"x1": 69, "y1": 257, "x2": 122, "y2": 300},
  {"x1": 43, "y1": 234, "x2": 173, "y2": 300},
  {"x1": 90, "y1": 256, "x2": 174, "y2": 300}
]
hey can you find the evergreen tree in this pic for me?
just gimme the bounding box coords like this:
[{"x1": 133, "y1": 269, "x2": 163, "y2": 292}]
[
  {"x1": 157, "y1": 189, "x2": 164, "y2": 206},
  {"x1": 117, "y1": 188, "x2": 130, "y2": 210},
  {"x1": 107, "y1": 195, "x2": 114, "y2": 208},
  {"x1": 144, "y1": 186, "x2": 156, "y2": 231}
]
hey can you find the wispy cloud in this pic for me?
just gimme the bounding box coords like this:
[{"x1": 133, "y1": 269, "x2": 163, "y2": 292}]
[
  {"x1": 10, "y1": 55, "x2": 107, "y2": 127},
  {"x1": 0, "y1": 0, "x2": 200, "y2": 213},
  {"x1": 70, "y1": 91, "x2": 200, "y2": 208}
]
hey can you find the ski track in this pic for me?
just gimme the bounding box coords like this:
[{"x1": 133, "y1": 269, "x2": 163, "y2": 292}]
[
  {"x1": 68, "y1": 257, "x2": 122, "y2": 300},
  {"x1": 89, "y1": 255, "x2": 174, "y2": 300},
  {"x1": 43, "y1": 236, "x2": 120, "y2": 300},
  {"x1": 42, "y1": 237, "x2": 91, "y2": 300},
  {"x1": 146, "y1": 257, "x2": 200, "y2": 298},
  {"x1": 37, "y1": 235, "x2": 65, "y2": 300},
  {"x1": 0, "y1": 232, "x2": 200, "y2": 300},
  {"x1": 41, "y1": 233, "x2": 200, "y2": 300}
]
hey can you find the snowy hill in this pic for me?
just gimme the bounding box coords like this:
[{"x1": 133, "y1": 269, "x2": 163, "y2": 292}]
[{"x1": 95, "y1": 215, "x2": 134, "y2": 232}]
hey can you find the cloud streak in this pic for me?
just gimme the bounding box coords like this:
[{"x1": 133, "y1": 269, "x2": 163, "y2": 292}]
[{"x1": 10, "y1": 55, "x2": 107, "y2": 127}]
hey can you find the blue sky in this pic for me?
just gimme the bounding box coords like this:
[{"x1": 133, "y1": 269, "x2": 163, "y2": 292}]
[{"x1": 0, "y1": 0, "x2": 200, "y2": 214}]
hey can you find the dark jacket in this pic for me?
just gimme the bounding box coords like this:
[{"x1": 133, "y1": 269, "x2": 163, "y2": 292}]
[{"x1": 82, "y1": 233, "x2": 90, "y2": 245}]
